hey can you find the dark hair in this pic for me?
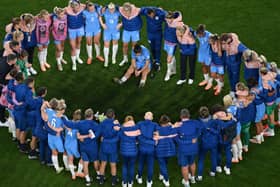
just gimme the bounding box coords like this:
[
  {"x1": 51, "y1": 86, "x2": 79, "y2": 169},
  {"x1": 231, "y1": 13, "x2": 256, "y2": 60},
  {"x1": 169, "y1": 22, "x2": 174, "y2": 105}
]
[
  {"x1": 9, "y1": 68, "x2": 18, "y2": 78},
  {"x1": 180, "y1": 108, "x2": 190, "y2": 119},
  {"x1": 36, "y1": 87, "x2": 47, "y2": 97},
  {"x1": 9, "y1": 40, "x2": 20, "y2": 49},
  {"x1": 106, "y1": 108, "x2": 115, "y2": 119},
  {"x1": 133, "y1": 44, "x2": 142, "y2": 54},
  {"x1": 6, "y1": 54, "x2": 17, "y2": 62},
  {"x1": 210, "y1": 104, "x2": 226, "y2": 115},
  {"x1": 159, "y1": 114, "x2": 171, "y2": 125},
  {"x1": 199, "y1": 106, "x2": 210, "y2": 119},
  {"x1": 196, "y1": 24, "x2": 205, "y2": 35},
  {"x1": 19, "y1": 50, "x2": 28, "y2": 58},
  {"x1": 220, "y1": 33, "x2": 231, "y2": 42},
  {"x1": 147, "y1": 8, "x2": 155, "y2": 15},
  {"x1": 247, "y1": 77, "x2": 258, "y2": 88},
  {"x1": 165, "y1": 11, "x2": 174, "y2": 19},
  {"x1": 15, "y1": 72, "x2": 24, "y2": 82},
  {"x1": 24, "y1": 77, "x2": 34, "y2": 85},
  {"x1": 12, "y1": 17, "x2": 21, "y2": 25}
]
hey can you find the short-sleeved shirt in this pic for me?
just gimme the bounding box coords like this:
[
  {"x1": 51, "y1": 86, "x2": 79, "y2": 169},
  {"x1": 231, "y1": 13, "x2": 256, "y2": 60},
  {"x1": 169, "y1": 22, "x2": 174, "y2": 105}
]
[{"x1": 131, "y1": 45, "x2": 151, "y2": 69}]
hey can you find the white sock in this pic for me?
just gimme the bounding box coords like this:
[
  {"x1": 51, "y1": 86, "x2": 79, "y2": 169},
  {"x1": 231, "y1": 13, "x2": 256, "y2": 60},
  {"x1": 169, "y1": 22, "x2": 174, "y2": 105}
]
[
  {"x1": 86, "y1": 45, "x2": 92, "y2": 58},
  {"x1": 208, "y1": 78, "x2": 213, "y2": 84},
  {"x1": 123, "y1": 55, "x2": 128, "y2": 61},
  {"x1": 85, "y1": 175, "x2": 90, "y2": 182},
  {"x1": 121, "y1": 76, "x2": 127, "y2": 83},
  {"x1": 51, "y1": 155, "x2": 59, "y2": 171},
  {"x1": 69, "y1": 164, "x2": 75, "y2": 176},
  {"x1": 104, "y1": 47, "x2": 109, "y2": 64},
  {"x1": 63, "y1": 155, "x2": 69, "y2": 169},
  {"x1": 112, "y1": 44, "x2": 118, "y2": 61},
  {"x1": 217, "y1": 80, "x2": 224, "y2": 88},
  {"x1": 94, "y1": 44, "x2": 100, "y2": 57},
  {"x1": 167, "y1": 63, "x2": 173, "y2": 74},
  {"x1": 140, "y1": 79, "x2": 146, "y2": 84},
  {"x1": 56, "y1": 57, "x2": 62, "y2": 65},
  {"x1": 236, "y1": 140, "x2": 243, "y2": 157},
  {"x1": 71, "y1": 56, "x2": 77, "y2": 64},
  {"x1": 60, "y1": 51, "x2": 64, "y2": 59},
  {"x1": 231, "y1": 144, "x2": 238, "y2": 160},
  {"x1": 203, "y1": 74, "x2": 209, "y2": 81},
  {"x1": 44, "y1": 48, "x2": 48, "y2": 62},
  {"x1": 78, "y1": 162, "x2": 83, "y2": 173},
  {"x1": 96, "y1": 171, "x2": 100, "y2": 176},
  {"x1": 38, "y1": 51, "x2": 44, "y2": 65},
  {"x1": 76, "y1": 48, "x2": 81, "y2": 59},
  {"x1": 171, "y1": 57, "x2": 176, "y2": 72}
]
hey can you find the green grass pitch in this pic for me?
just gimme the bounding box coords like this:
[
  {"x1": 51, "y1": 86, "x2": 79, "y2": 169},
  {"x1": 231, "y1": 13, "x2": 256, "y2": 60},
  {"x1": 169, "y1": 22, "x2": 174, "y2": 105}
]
[{"x1": 0, "y1": 0, "x2": 280, "y2": 186}]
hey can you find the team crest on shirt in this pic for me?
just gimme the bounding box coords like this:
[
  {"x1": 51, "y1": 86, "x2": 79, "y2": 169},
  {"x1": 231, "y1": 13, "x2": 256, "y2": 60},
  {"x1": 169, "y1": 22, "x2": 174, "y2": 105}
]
[{"x1": 155, "y1": 16, "x2": 159, "y2": 20}]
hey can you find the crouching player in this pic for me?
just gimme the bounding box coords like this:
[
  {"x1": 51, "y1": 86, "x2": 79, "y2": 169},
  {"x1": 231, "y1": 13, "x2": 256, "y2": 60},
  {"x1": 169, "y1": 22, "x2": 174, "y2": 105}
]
[
  {"x1": 62, "y1": 108, "x2": 101, "y2": 186},
  {"x1": 114, "y1": 44, "x2": 151, "y2": 88},
  {"x1": 174, "y1": 109, "x2": 201, "y2": 187},
  {"x1": 197, "y1": 107, "x2": 219, "y2": 181},
  {"x1": 99, "y1": 109, "x2": 120, "y2": 186}
]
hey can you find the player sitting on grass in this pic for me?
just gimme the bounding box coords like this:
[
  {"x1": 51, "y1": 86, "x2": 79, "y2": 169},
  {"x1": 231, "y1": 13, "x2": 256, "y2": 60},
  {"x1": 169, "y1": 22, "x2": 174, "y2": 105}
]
[{"x1": 113, "y1": 44, "x2": 151, "y2": 88}]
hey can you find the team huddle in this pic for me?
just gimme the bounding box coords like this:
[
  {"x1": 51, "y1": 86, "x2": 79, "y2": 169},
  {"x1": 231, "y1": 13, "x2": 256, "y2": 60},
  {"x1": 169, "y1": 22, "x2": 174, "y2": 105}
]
[{"x1": 0, "y1": 0, "x2": 280, "y2": 187}]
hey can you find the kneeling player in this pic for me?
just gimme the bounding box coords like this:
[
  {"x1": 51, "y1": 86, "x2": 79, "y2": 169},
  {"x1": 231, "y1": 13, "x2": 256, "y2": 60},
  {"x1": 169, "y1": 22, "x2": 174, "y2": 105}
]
[{"x1": 114, "y1": 44, "x2": 151, "y2": 88}]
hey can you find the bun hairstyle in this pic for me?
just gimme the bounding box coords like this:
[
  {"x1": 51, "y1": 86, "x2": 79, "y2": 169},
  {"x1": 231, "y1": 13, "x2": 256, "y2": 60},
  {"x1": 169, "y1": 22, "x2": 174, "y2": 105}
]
[
  {"x1": 242, "y1": 49, "x2": 258, "y2": 62},
  {"x1": 199, "y1": 106, "x2": 210, "y2": 119},
  {"x1": 124, "y1": 115, "x2": 134, "y2": 123},
  {"x1": 53, "y1": 7, "x2": 65, "y2": 15},
  {"x1": 123, "y1": 2, "x2": 132, "y2": 13}
]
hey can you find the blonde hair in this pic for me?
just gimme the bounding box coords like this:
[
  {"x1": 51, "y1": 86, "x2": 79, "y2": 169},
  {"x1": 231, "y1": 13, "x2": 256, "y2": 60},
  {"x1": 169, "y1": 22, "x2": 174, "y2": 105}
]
[
  {"x1": 235, "y1": 82, "x2": 247, "y2": 91},
  {"x1": 259, "y1": 55, "x2": 267, "y2": 64},
  {"x1": 176, "y1": 25, "x2": 188, "y2": 35},
  {"x1": 124, "y1": 115, "x2": 134, "y2": 123},
  {"x1": 49, "y1": 98, "x2": 58, "y2": 109},
  {"x1": 38, "y1": 9, "x2": 49, "y2": 19},
  {"x1": 144, "y1": 112, "x2": 153, "y2": 120},
  {"x1": 123, "y1": 2, "x2": 132, "y2": 13},
  {"x1": 73, "y1": 109, "x2": 82, "y2": 121},
  {"x1": 12, "y1": 30, "x2": 24, "y2": 41},
  {"x1": 242, "y1": 49, "x2": 259, "y2": 62},
  {"x1": 21, "y1": 13, "x2": 34, "y2": 25},
  {"x1": 55, "y1": 99, "x2": 66, "y2": 111},
  {"x1": 84, "y1": 108, "x2": 93, "y2": 118},
  {"x1": 53, "y1": 7, "x2": 65, "y2": 15},
  {"x1": 223, "y1": 95, "x2": 233, "y2": 108}
]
